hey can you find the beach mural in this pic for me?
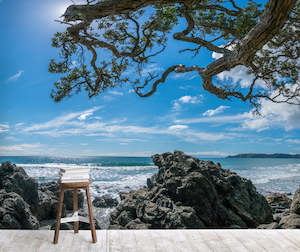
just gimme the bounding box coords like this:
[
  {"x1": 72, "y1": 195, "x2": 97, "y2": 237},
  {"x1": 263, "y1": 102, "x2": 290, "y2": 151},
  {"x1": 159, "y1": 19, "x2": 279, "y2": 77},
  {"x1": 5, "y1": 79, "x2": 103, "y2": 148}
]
[{"x1": 0, "y1": 0, "x2": 300, "y2": 231}]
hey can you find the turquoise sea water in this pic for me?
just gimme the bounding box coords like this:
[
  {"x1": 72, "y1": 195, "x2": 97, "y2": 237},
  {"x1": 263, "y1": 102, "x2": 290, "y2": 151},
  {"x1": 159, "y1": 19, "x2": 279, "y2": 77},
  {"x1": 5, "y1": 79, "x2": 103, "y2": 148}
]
[{"x1": 0, "y1": 156, "x2": 300, "y2": 199}]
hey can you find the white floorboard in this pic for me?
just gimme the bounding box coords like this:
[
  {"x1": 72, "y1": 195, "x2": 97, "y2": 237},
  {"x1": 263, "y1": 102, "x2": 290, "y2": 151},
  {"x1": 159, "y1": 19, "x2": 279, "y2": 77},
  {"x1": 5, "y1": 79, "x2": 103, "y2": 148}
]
[{"x1": 0, "y1": 229, "x2": 299, "y2": 252}]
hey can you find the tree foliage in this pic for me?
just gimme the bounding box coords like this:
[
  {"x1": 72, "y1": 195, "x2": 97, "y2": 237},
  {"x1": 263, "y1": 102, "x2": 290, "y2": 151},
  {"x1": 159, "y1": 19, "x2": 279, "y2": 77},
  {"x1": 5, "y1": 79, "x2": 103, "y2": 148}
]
[{"x1": 49, "y1": 0, "x2": 299, "y2": 111}]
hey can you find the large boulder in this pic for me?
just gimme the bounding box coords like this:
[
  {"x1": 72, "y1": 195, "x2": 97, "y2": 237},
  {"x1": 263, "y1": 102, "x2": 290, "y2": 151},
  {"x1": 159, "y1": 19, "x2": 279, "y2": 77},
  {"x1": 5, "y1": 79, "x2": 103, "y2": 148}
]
[
  {"x1": 290, "y1": 186, "x2": 300, "y2": 215},
  {"x1": 0, "y1": 162, "x2": 38, "y2": 205},
  {"x1": 109, "y1": 151, "x2": 273, "y2": 229},
  {"x1": 279, "y1": 214, "x2": 300, "y2": 229},
  {"x1": 0, "y1": 190, "x2": 39, "y2": 229}
]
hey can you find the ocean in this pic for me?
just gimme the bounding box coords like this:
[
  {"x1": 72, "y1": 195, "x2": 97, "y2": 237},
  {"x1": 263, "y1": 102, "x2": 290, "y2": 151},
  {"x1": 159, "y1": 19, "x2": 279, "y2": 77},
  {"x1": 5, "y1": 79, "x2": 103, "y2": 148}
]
[{"x1": 1, "y1": 155, "x2": 300, "y2": 199}]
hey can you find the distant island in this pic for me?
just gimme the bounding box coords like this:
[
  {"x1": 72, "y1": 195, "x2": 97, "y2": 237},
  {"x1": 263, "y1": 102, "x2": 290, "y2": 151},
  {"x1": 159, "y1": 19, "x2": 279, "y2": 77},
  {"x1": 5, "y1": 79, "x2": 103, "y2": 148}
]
[{"x1": 226, "y1": 153, "x2": 300, "y2": 158}]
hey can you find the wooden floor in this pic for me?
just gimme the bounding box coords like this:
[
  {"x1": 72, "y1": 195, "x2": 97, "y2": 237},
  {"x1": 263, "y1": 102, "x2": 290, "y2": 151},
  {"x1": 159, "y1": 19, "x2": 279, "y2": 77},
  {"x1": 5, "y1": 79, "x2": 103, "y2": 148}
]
[{"x1": 0, "y1": 229, "x2": 299, "y2": 252}]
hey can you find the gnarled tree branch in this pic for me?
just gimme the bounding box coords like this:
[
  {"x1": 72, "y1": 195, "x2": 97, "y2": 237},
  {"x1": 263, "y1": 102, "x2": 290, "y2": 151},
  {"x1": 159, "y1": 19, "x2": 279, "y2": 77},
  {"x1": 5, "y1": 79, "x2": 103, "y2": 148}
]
[{"x1": 49, "y1": 0, "x2": 298, "y2": 109}]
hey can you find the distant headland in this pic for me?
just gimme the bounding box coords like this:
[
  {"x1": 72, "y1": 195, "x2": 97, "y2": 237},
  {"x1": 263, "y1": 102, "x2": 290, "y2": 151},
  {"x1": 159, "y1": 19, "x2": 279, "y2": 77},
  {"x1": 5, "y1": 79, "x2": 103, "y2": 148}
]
[{"x1": 227, "y1": 153, "x2": 300, "y2": 158}]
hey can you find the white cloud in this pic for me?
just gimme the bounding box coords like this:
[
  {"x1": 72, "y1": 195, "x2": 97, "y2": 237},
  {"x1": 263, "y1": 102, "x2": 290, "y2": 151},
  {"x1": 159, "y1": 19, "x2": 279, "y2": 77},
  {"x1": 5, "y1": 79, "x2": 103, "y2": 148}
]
[
  {"x1": 0, "y1": 143, "x2": 43, "y2": 155},
  {"x1": 212, "y1": 49, "x2": 266, "y2": 88},
  {"x1": 241, "y1": 96, "x2": 300, "y2": 132},
  {"x1": 286, "y1": 139, "x2": 300, "y2": 144},
  {"x1": 172, "y1": 101, "x2": 181, "y2": 111},
  {"x1": 118, "y1": 138, "x2": 144, "y2": 143},
  {"x1": 4, "y1": 136, "x2": 19, "y2": 141},
  {"x1": 95, "y1": 138, "x2": 145, "y2": 143},
  {"x1": 0, "y1": 123, "x2": 9, "y2": 128},
  {"x1": 0, "y1": 123, "x2": 9, "y2": 133},
  {"x1": 187, "y1": 151, "x2": 230, "y2": 157},
  {"x1": 185, "y1": 131, "x2": 229, "y2": 142},
  {"x1": 171, "y1": 72, "x2": 198, "y2": 80},
  {"x1": 23, "y1": 106, "x2": 101, "y2": 131},
  {"x1": 78, "y1": 107, "x2": 100, "y2": 121},
  {"x1": 7, "y1": 70, "x2": 24, "y2": 83},
  {"x1": 216, "y1": 65, "x2": 266, "y2": 88},
  {"x1": 17, "y1": 107, "x2": 232, "y2": 142},
  {"x1": 172, "y1": 95, "x2": 202, "y2": 111},
  {"x1": 123, "y1": 63, "x2": 163, "y2": 78},
  {"x1": 168, "y1": 125, "x2": 188, "y2": 131},
  {"x1": 80, "y1": 143, "x2": 88, "y2": 146},
  {"x1": 177, "y1": 98, "x2": 300, "y2": 133},
  {"x1": 141, "y1": 63, "x2": 163, "y2": 77},
  {"x1": 93, "y1": 116, "x2": 102, "y2": 120},
  {"x1": 15, "y1": 122, "x2": 24, "y2": 128},
  {"x1": 203, "y1": 106, "x2": 230, "y2": 117},
  {"x1": 175, "y1": 113, "x2": 250, "y2": 124},
  {"x1": 108, "y1": 91, "x2": 123, "y2": 96},
  {"x1": 179, "y1": 96, "x2": 200, "y2": 104},
  {"x1": 212, "y1": 45, "x2": 300, "y2": 132}
]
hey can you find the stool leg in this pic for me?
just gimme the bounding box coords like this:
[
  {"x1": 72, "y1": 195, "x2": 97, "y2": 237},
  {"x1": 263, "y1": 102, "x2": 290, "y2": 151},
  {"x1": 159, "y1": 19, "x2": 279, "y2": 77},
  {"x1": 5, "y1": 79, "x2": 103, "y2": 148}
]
[
  {"x1": 53, "y1": 188, "x2": 64, "y2": 244},
  {"x1": 86, "y1": 186, "x2": 97, "y2": 243},
  {"x1": 73, "y1": 189, "x2": 79, "y2": 233}
]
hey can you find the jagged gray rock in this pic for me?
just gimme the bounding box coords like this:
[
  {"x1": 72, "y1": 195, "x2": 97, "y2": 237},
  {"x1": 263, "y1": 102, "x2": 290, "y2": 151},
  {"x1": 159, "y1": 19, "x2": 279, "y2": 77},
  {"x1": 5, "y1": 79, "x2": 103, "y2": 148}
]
[
  {"x1": 265, "y1": 193, "x2": 292, "y2": 214},
  {"x1": 278, "y1": 214, "x2": 300, "y2": 229},
  {"x1": 257, "y1": 222, "x2": 280, "y2": 229},
  {"x1": 0, "y1": 162, "x2": 39, "y2": 205},
  {"x1": 290, "y1": 186, "x2": 300, "y2": 215},
  {"x1": 0, "y1": 161, "x2": 85, "y2": 227},
  {"x1": 0, "y1": 190, "x2": 39, "y2": 229},
  {"x1": 93, "y1": 194, "x2": 119, "y2": 208},
  {"x1": 109, "y1": 151, "x2": 273, "y2": 229}
]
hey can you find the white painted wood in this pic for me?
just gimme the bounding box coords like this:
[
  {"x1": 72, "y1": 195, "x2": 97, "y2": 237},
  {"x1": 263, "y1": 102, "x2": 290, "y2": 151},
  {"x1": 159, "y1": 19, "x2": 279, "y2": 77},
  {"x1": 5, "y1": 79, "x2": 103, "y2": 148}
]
[
  {"x1": 182, "y1": 230, "x2": 211, "y2": 252},
  {"x1": 213, "y1": 230, "x2": 249, "y2": 252},
  {"x1": 108, "y1": 230, "x2": 122, "y2": 252},
  {"x1": 196, "y1": 230, "x2": 232, "y2": 252},
  {"x1": 0, "y1": 229, "x2": 299, "y2": 252},
  {"x1": 165, "y1": 230, "x2": 196, "y2": 252},
  {"x1": 244, "y1": 229, "x2": 281, "y2": 252},
  {"x1": 134, "y1": 230, "x2": 157, "y2": 252},
  {"x1": 152, "y1": 230, "x2": 182, "y2": 252},
  {"x1": 270, "y1": 230, "x2": 300, "y2": 251},
  {"x1": 229, "y1": 229, "x2": 268, "y2": 251},
  {"x1": 60, "y1": 211, "x2": 90, "y2": 224}
]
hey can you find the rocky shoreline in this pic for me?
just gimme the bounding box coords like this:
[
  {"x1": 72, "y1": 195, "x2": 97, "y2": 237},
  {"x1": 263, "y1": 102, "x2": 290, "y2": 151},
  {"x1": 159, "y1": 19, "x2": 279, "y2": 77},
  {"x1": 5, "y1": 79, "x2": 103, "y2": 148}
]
[{"x1": 1, "y1": 151, "x2": 300, "y2": 230}]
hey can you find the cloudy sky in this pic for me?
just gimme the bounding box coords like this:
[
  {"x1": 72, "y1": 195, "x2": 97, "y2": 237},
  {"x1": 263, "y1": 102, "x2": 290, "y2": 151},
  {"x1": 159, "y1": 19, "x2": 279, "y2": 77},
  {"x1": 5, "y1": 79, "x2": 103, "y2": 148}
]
[{"x1": 0, "y1": 0, "x2": 300, "y2": 157}]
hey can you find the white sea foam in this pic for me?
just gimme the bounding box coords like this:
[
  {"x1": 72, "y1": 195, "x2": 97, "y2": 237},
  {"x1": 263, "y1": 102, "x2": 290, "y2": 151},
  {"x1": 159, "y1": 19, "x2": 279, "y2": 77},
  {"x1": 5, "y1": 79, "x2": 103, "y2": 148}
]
[
  {"x1": 18, "y1": 163, "x2": 156, "y2": 200},
  {"x1": 233, "y1": 162, "x2": 300, "y2": 195},
  {"x1": 17, "y1": 163, "x2": 156, "y2": 171},
  {"x1": 17, "y1": 163, "x2": 96, "y2": 169},
  {"x1": 90, "y1": 173, "x2": 153, "y2": 200},
  {"x1": 240, "y1": 163, "x2": 300, "y2": 184}
]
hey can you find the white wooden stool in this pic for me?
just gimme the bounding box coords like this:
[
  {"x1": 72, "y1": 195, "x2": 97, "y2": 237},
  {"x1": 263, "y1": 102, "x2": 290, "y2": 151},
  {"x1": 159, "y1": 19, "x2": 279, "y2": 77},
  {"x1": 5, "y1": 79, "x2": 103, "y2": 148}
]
[{"x1": 53, "y1": 180, "x2": 97, "y2": 244}]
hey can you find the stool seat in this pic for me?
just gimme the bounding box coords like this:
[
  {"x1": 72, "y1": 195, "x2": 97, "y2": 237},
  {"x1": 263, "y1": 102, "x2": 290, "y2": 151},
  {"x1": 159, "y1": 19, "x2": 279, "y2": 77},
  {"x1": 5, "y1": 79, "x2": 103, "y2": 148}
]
[
  {"x1": 59, "y1": 179, "x2": 92, "y2": 188},
  {"x1": 53, "y1": 179, "x2": 97, "y2": 244}
]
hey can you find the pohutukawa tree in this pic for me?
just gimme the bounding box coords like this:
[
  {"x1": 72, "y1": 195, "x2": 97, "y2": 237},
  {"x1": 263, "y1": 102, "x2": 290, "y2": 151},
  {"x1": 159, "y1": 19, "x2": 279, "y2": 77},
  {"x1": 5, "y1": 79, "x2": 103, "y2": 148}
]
[{"x1": 49, "y1": 0, "x2": 299, "y2": 111}]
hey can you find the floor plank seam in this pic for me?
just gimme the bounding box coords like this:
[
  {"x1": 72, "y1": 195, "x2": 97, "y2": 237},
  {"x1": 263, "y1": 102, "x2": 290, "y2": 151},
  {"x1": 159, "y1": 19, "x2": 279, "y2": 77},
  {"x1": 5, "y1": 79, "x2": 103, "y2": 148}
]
[
  {"x1": 276, "y1": 230, "x2": 300, "y2": 248},
  {"x1": 106, "y1": 230, "x2": 109, "y2": 252}
]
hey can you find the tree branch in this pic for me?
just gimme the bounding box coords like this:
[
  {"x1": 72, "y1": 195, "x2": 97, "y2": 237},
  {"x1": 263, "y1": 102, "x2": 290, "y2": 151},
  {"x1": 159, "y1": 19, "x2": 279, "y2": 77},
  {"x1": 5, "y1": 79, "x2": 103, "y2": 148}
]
[{"x1": 51, "y1": 0, "x2": 297, "y2": 108}]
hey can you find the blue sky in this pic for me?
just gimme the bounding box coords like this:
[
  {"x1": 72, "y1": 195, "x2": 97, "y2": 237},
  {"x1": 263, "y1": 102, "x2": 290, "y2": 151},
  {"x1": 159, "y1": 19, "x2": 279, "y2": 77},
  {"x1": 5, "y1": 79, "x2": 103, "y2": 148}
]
[{"x1": 0, "y1": 0, "x2": 300, "y2": 157}]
